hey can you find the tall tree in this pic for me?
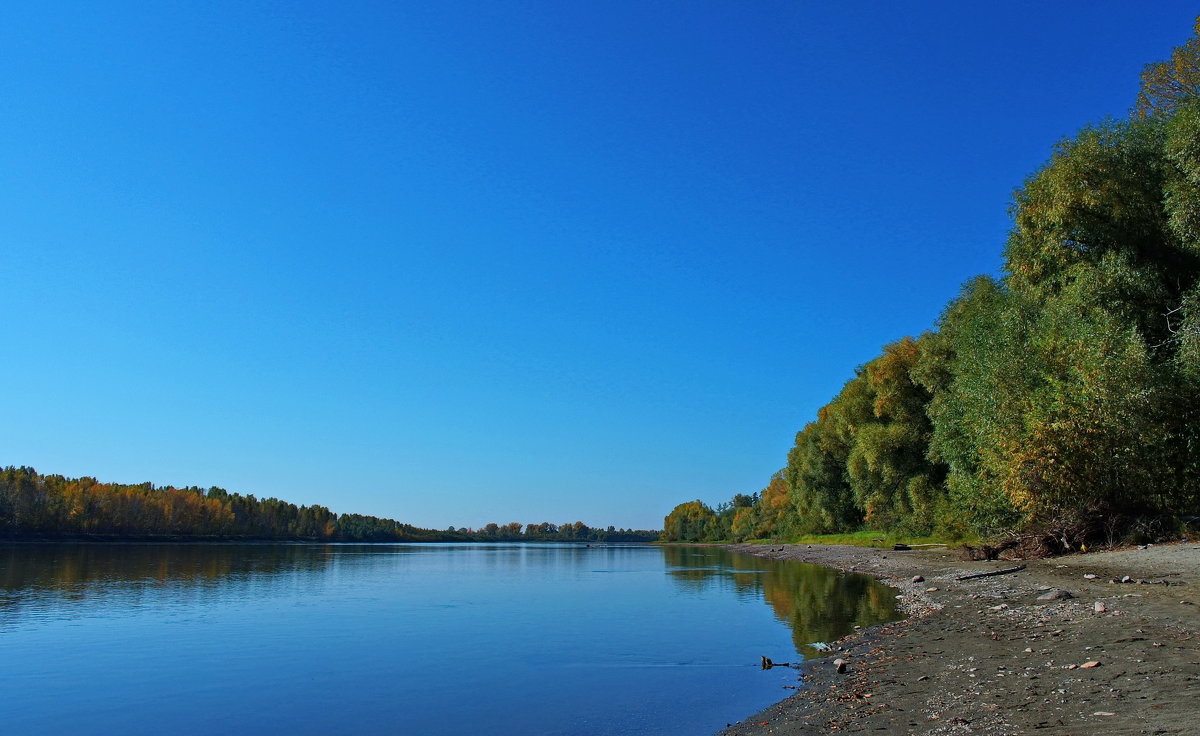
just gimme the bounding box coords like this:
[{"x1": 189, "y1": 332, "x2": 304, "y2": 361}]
[
  {"x1": 846, "y1": 337, "x2": 947, "y2": 534},
  {"x1": 1136, "y1": 17, "x2": 1200, "y2": 119},
  {"x1": 661, "y1": 500, "x2": 718, "y2": 542}
]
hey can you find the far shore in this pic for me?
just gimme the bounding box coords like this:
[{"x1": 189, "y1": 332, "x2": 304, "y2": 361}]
[{"x1": 720, "y1": 541, "x2": 1199, "y2": 735}]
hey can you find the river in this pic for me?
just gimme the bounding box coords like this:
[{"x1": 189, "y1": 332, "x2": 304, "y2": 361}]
[{"x1": 0, "y1": 543, "x2": 899, "y2": 735}]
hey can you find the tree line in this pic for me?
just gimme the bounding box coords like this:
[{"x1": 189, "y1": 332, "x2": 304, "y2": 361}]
[
  {"x1": 664, "y1": 19, "x2": 1200, "y2": 552},
  {"x1": 459, "y1": 520, "x2": 658, "y2": 542},
  {"x1": 0, "y1": 466, "x2": 658, "y2": 543}
]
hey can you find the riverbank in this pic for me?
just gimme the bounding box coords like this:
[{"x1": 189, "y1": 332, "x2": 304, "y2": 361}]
[{"x1": 720, "y1": 542, "x2": 1200, "y2": 735}]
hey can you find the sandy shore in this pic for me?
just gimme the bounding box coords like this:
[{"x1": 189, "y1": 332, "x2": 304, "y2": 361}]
[{"x1": 719, "y1": 542, "x2": 1200, "y2": 735}]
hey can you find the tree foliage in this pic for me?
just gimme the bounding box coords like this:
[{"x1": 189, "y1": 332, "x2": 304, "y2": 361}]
[
  {"x1": 663, "y1": 19, "x2": 1200, "y2": 547},
  {"x1": 1136, "y1": 17, "x2": 1200, "y2": 119},
  {"x1": 847, "y1": 337, "x2": 946, "y2": 533},
  {"x1": 0, "y1": 466, "x2": 659, "y2": 543},
  {"x1": 661, "y1": 500, "x2": 718, "y2": 542}
]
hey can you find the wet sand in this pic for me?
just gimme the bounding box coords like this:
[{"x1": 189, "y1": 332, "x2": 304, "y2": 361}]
[{"x1": 719, "y1": 542, "x2": 1200, "y2": 735}]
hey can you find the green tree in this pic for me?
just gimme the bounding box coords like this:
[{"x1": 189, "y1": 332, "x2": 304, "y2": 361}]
[
  {"x1": 751, "y1": 472, "x2": 793, "y2": 539},
  {"x1": 845, "y1": 337, "x2": 947, "y2": 534},
  {"x1": 661, "y1": 500, "x2": 718, "y2": 542},
  {"x1": 1136, "y1": 17, "x2": 1200, "y2": 119}
]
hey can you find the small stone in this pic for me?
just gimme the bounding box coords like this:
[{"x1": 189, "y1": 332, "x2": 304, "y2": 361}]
[
  {"x1": 1023, "y1": 647, "x2": 1033, "y2": 653},
  {"x1": 912, "y1": 575, "x2": 925, "y2": 583},
  {"x1": 1080, "y1": 661, "x2": 1101, "y2": 669},
  {"x1": 1083, "y1": 573, "x2": 1097, "y2": 580},
  {"x1": 834, "y1": 658, "x2": 848, "y2": 674},
  {"x1": 1094, "y1": 601, "x2": 1107, "y2": 613},
  {"x1": 1121, "y1": 575, "x2": 1133, "y2": 583},
  {"x1": 1093, "y1": 711, "x2": 1115, "y2": 717},
  {"x1": 1037, "y1": 589, "x2": 1073, "y2": 601},
  {"x1": 916, "y1": 675, "x2": 929, "y2": 681},
  {"x1": 925, "y1": 587, "x2": 939, "y2": 592}
]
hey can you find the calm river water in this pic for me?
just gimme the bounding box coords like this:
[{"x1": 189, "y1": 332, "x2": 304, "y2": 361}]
[{"x1": 0, "y1": 543, "x2": 899, "y2": 735}]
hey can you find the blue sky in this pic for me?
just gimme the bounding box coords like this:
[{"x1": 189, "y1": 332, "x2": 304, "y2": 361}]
[{"x1": 2, "y1": 2, "x2": 1195, "y2": 530}]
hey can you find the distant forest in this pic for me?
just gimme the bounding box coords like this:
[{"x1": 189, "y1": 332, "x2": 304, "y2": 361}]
[
  {"x1": 664, "y1": 19, "x2": 1200, "y2": 552},
  {"x1": 0, "y1": 466, "x2": 658, "y2": 543}
]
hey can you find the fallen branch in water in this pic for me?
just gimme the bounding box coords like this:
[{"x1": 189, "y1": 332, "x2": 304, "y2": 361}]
[{"x1": 955, "y1": 564, "x2": 1027, "y2": 581}]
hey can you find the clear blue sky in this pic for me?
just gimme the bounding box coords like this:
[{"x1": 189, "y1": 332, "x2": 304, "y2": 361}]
[{"x1": 2, "y1": 2, "x2": 1195, "y2": 530}]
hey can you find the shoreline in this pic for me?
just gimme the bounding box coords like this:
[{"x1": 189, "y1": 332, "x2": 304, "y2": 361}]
[{"x1": 720, "y1": 542, "x2": 1199, "y2": 735}]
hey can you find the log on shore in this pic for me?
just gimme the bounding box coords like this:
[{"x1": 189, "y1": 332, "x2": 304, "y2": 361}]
[{"x1": 955, "y1": 564, "x2": 1027, "y2": 581}]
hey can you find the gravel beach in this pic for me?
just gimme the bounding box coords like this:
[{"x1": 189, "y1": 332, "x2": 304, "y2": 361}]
[{"x1": 719, "y1": 542, "x2": 1200, "y2": 735}]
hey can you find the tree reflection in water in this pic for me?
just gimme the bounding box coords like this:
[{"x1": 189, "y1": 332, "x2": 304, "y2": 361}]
[
  {"x1": 0, "y1": 543, "x2": 334, "y2": 626},
  {"x1": 662, "y1": 546, "x2": 900, "y2": 657}
]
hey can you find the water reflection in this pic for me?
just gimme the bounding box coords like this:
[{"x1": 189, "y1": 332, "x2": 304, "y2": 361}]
[
  {"x1": 0, "y1": 543, "x2": 900, "y2": 660},
  {"x1": 0, "y1": 543, "x2": 333, "y2": 627},
  {"x1": 662, "y1": 546, "x2": 900, "y2": 656},
  {"x1": 0, "y1": 543, "x2": 898, "y2": 736}
]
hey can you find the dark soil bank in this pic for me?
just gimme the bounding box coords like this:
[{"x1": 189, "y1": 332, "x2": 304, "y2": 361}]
[{"x1": 720, "y1": 543, "x2": 1200, "y2": 735}]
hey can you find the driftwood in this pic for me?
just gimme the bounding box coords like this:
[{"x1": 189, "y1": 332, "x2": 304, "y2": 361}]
[
  {"x1": 955, "y1": 564, "x2": 1027, "y2": 581},
  {"x1": 760, "y1": 656, "x2": 794, "y2": 669}
]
